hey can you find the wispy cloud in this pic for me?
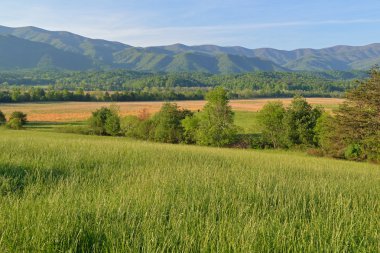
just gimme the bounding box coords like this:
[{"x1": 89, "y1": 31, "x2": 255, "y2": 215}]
[
  {"x1": 87, "y1": 18, "x2": 380, "y2": 46},
  {"x1": 111, "y1": 18, "x2": 380, "y2": 36}
]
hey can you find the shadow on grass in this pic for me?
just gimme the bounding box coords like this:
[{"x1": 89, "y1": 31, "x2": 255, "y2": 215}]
[
  {"x1": 53, "y1": 212, "x2": 109, "y2": 252},
  {"x1": 0, "y1": 163, "x2": 67, "y2": 196},
  {"x1": 25, "y1": 121, "x2": 86, "y2": 130}
]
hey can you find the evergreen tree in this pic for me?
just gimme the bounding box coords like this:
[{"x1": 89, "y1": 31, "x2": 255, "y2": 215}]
[{"x1": 334, "y1": 67, "x2": 380, "y2": 161}]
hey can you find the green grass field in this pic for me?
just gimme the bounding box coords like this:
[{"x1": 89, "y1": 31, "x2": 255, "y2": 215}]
[
  {"x1": 234, "y1": 111, "x2": 261, "y2": 134},
  {"x1": 0, "y1": 129, "x2": 379, "y2": 252},
  {"x1": 23, "y1": 111, "x2": 261, "y2": 134}
]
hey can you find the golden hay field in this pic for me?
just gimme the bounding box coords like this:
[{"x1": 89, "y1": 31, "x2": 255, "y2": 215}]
[{"x1": 0, "y1": 98, "x2": 344, "y2": 122}]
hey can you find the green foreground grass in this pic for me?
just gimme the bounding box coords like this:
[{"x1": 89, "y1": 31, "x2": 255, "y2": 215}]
[{"x1": 0, "y1": 129, "x2": 379, "y2": 252}]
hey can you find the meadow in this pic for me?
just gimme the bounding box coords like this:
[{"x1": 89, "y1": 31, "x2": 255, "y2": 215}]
[
  {"x1": 0, "y1": 98, "x2": 343, "y2": 122},
  {"x1": 0, "y1": 129, "x2": 379, "y2": 252}
]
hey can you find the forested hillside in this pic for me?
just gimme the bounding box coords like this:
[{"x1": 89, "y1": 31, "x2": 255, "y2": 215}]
[{"x1": 0, "y1": 25, "x2": 380, "y2": 72}]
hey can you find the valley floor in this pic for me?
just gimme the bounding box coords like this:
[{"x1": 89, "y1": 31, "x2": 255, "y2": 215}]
[{"x1": 0, "y1": 98, "x2": 343, "y2": 122}]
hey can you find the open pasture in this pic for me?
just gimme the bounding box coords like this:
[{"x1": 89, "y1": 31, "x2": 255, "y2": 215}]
[{"x1": 0, "y1": 98, "x2": 343, "y2": 122}]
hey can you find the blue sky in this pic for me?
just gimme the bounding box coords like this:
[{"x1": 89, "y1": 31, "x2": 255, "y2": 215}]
[{"x1": 1, "y1": 0, "x2": 380, "y2": 49}]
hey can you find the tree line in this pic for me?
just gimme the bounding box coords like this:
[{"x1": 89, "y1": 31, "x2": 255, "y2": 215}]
[
  {"x1": 257, "y1": 68, "x2": 379, "y2": 162},
  {"x1": 0, "y1": 87, "x2": 206, "y2": 103},
  {"x1": 83, "y1": 69, "x2": 379, "y2": 162},
  {"x1": 0, "y1": 69, "x2": 365, "y2": 103},
  {"x1": 2, "y1": 69, "x2": 378, "y2": 162},
  {"x1": 86, "y1": 87, "x2": 238, "y2": 147}
]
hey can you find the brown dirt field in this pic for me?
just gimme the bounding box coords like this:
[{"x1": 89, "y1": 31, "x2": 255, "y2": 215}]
[{"x1": 0, "y1": 98, "x2": 344, "y2": 122}]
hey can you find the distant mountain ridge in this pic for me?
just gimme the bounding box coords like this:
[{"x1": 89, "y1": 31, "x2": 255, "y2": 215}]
[{"x1": 0, "y1": 25, "x2": 379, "y2": 73}]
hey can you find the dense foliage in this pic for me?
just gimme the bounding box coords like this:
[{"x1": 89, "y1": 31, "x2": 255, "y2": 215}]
[
  {"x1": 193, "y1": 87, "x2": 238, "y2": 146},
  {"x1": 88, "y1": 106, "x2": 121, "y2": 136},
  {"x1": 317, "y1": 68, "x2": 380, "y2": 162},
  {"x1": 0, "y1": 70, "x2": 365, "y2": 102},
  {"x1": 101, "y1": 87, "x2": 238, "y2": 147},
  {"x1": 4, "y1": 111, "x2": 28, "y2": 130},
  {"x1": 0, "y1": 110, "x2": 5, "y2": 125},
  {"x1": 257, "y1": 97, "x2": 323, "y2": 148},
  {"x1": 256, "y1": 68, "x2": 380, "y2": 162}
]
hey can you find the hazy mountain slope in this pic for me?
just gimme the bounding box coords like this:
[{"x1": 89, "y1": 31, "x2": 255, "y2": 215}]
[
  {"x1": 149, "y1": 43, "x2": 380, "y2": 71},
  {"x1": 0, "y1": 35, "x2": 94, "y2": 70},
  {"x1": 0, "y1": 25, "x2": 379, "y2": 72},
  {"x1": 0, "y1": 25, "x2": 129, "y2": 64},
  {"x1": 284, "y1": 55, "x2": 351, "y2": 71},
  {"x1": 113, "y1": 48, "x2": 287, "y2": 73}
]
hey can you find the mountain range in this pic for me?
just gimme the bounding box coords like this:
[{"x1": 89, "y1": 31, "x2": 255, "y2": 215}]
[{"x1": 0, "y1": 25, "x2": 380, "y2": 73}]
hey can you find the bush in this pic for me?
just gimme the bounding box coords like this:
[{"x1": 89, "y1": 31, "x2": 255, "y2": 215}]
[
  {"x1": 6, "y1": 118, "x2": 23, "y2": 130},
  {"x1": 88, "y1": 106, "x2": 120, "y2": 136},
  {"x1": 344, "y1": 144, "x2": 363, "y2": 161},
  {"x1": 9, "y1": 111, "x2": 27, "y2": 124},
  {"x1": 121, "y1": 116, "x2": 141, "y2": 138},
  {"x1": 0, "y1": 110, "x2": 6, "y2": 125},
  {"x1": 105, "y1": 114, "x2": 121, "y2": 136},
  {"x1": 6, "y1": 111, "x2": 27, "y2": 129},
  {"x1": 181, "y1": 115, "x2": 200, "y2": 144}
]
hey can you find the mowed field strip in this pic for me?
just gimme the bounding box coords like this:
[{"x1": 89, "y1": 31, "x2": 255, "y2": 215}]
[{"x1": 0, "y1": 98, "x2": 343, "y2": 122}]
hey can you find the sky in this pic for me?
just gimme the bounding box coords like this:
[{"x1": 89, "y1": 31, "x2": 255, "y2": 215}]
[{"x1": 1, "y1": 0, "x2": 380, "y2": 49}]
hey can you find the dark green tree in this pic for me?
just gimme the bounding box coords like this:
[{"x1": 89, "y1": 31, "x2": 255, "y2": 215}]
[
  {"x1": 151, "y1": 103, "x2": 192, "y2": 143},
  {"x1": 333, "y1": 67, "x2": 380, "y2": 161},
  {"x1": 0, "y1": 110, "x2": 6, "y2": 125},
  {"x1": 285, "y1": 96, "x2": 322, "y2": 147}
]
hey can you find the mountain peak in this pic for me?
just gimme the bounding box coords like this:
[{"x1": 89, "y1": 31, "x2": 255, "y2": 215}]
[{"x1": 0, "y1": 25, "x2": 379, "y2": 72}]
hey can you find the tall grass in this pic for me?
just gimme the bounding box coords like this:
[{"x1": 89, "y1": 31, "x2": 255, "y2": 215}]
[{"x1": 0, "y1": 129, "x2": 379, "y2": 252}]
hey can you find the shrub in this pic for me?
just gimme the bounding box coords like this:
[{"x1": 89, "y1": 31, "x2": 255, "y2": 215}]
[
  {"x1": 6, "y1": 111, "x2": 27, "y2": 129},
  {"x1": 181, "y1": 115, "x2": 200, "y2": 144},
  {"x1": 88, "y1": 106, "x2": 120, "y2": 136},
  {"x1": 121, "y1": 116, "x2": 141, "y2": 138},
  {"x1": 344, "y1": 144, "x2": 363, "y2": 161},
  {"x1": 0, "y1": 110, "x2": 6, "y2": 125},
  {"x1": 105, "y1": 114, "x2": 121, "y2": 136},
  {"x1": 6, "y1": 118, "x2": 23, "y2": 130},
  {"x1": 9, "y1": 111, "x2": 27, "y2": 124}
]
